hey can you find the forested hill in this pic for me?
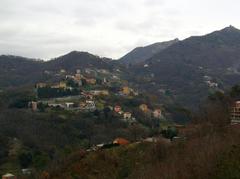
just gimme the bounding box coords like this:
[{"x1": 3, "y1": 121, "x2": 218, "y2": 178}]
[
  {"x1": 0, "y1": 52, "x2": 115, "y2": 88},
  {"x1": 0, "y1": 55, "x2": 44, "y2": 87},
  {"x1": 1, "y1": 26, "x2": 240, "y2": 108},
  {"x1": 45, "y1": 51, "x2": 114, "y2": 71},
  {"x1": 128, "y1": 26, "x2": 240, "y2": 107},
  {"x1": 119, "y1": 38, "x2": 179, "y2": 65}
]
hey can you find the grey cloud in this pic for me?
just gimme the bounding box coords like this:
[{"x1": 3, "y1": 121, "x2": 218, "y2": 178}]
[{"x1": 0, "y1": 0, "x2": 239, "y2": 59}]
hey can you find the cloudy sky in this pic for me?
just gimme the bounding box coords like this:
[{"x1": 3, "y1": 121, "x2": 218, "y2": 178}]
[{"x1": 0, "y1": 0, "x2": 239, "y2": 60}]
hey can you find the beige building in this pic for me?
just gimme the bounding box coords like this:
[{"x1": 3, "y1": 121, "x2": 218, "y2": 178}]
[
  {"x1": 139, "y1": 104, "x2": 148, "y2": 113},
  {"x1": 75, "y1": 73, "x2": 82, "y2": 81},
  {"x1": 36, "y1": 83, "x2": 47, "y2": 88},
  {"x1": 59, "y1": 81, "x2": 67, "y2": 89},
  {"x1": 91, "y1": 90, "x2": 109, "y2": 96},
  {"x1": 122, "y1": 86, "x2": 131, "y2": 95},
  {"x1": 86, "y1": 78, "x2": 97, "y2": 85},
  {"x1": 230, "y1": 101, "x2": 240, "y2": 124}
]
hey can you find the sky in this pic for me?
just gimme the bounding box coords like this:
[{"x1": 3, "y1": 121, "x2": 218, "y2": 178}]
[{"x1": 0, "y1": 0, "x2": 239, "y2": 60}]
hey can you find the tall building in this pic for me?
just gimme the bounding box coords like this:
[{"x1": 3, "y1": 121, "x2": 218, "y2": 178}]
[{"x1": 230, "y1": 101, "x2": 240, "y2": 124}]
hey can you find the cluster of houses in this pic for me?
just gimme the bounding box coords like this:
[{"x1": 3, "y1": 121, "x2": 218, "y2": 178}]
[
  {"x1": 29, "y1": 97, "x2": 97, "y2": 112},
  {"x1": 36, "y1": 68, "x2": 138, "y2": 98},
  {"x1": 30, "y1": 85, "x2": 139, "y2": 112},
  {"x1": 112, "y1": 105, "x2": 136, "y2": 123},
  {"x1": 111, "y1": 103, "x2": 164, "y2": 124},
  {"x1": 31, "y1": 67, "x2": 141, "y2": 114},
  {"x1": 36, "y1": 68, "x2": 117, "y2": 94},
  {"x1": 139, "y1": 104, "x2": 163, "y2": 119},
  {"x1": 30, "y1": 68, "x2": 166, "y2": 128},
  {"x1": 36, "y1": 74, "x2": 96, "y2": 91}
]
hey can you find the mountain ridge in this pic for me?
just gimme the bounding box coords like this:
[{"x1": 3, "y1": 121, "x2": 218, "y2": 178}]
[
  {"x1": 0, "y1": 26, "x2": 240, "y2": 108},
  {"x1": 127, "y1": 26, "x2": 240, "y2": 107},
  {"x1": 0, "y1": 51, "x2": 114, "y2": 87},
  {"x1": 119, "y1": 38, "x2": 179, "y2": 65}
]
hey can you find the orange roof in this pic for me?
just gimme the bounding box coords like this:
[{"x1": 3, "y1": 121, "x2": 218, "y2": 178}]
[{"x1": 113, "y1": 138, "x2": 130, "y2": 145}]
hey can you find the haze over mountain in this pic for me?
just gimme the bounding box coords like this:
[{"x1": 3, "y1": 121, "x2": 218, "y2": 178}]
[{"x1": 119, "y1": 39, "x2": 179, "y2": 65}]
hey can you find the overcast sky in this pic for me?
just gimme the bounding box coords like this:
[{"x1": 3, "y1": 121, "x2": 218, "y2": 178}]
[{"x1": 0, "y1": 0, "x2": 239, "y2": 60}]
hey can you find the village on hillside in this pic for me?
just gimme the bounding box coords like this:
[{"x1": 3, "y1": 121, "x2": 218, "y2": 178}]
[
  {"x1": 29, "y1": 68, "x2": 166, "y2": 125},
  {"x1": 2, "y1": 66, "x2": 240, "y2": 178},
  {"x1": 0, "y1": 68, "x2": 177, "y2": 178}
]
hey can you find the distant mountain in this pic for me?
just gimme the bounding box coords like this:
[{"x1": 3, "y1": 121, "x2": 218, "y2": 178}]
[
  {"x1": 0, "y1": 55, "x2": 45, "y2": 87},
  {"x1": 45, "y1": 51, "x2": 114, "y2": 71},
  {"x1": 1, "y1": 26, "x2": 240, "y2": 109},
  {"x1": 129, "y1": 26, "x2": 240, "y2": 107},
  {"x1": 119, "y1": 39, "x2": 179, "y2": 65},
  {"x1": 0, "y1": 51, "x2": 115, "y2": 88}
]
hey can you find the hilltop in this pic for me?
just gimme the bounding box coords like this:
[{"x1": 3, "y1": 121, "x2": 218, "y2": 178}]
[
  {"x1": 0, "y1": 51, "x2": 117, "y2": 88},
  {"x1": 119, "y1": 39, "x2": 179, "y2": 65}
]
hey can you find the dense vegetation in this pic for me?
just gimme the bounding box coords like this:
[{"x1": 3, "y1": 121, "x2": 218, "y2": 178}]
[
  {"x1": 41, "y1": 127, "x2": 240, "y2": 179},
  {"x1": 37, "y1": 87, "x2": 80, "y2": 99},
  {"x1": 0, "y1": 88, "x2": 153, "y2": 176},
  {"x1": 34, "y1": 86, "x2": 240, "y2": 179}
]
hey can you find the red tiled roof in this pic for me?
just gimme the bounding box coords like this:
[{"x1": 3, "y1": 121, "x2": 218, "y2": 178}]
[{"x1": 113, "y1": 138, "x2": 130, "y2": 145}]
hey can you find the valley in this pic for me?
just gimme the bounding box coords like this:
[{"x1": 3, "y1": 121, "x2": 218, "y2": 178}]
[{"x1": 0, "y1": 26, "x2": 240, "y2": 178}]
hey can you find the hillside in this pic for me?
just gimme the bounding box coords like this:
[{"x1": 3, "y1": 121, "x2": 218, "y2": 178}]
[
  {"x1": 119, "y1": 39, "x2": 179, "y2": 65},
  {"x1": 1, "y1": 26, "x2": 240, "y2": 108},
  {"x1": 0, "y1": 55, "x2": 45, "y2": 87},
  {"x1": 129, "y1": 26, "x2": 240, "y2": 107},
  {"x1": 47, "y1": 133, "x2": 240, "y2": 179},
  {"x1": 33, "y1": 88, "x2": 240, "y2": 179},
  {"x1": 45, "y1": 51, "x2": 114, "y2": 71},
  {"x1": 0, "y1": 52, "x2": 116, "y2": 88},
  {"x1": 39, "y1": 122, "x2": 240, "y2": 179}
]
